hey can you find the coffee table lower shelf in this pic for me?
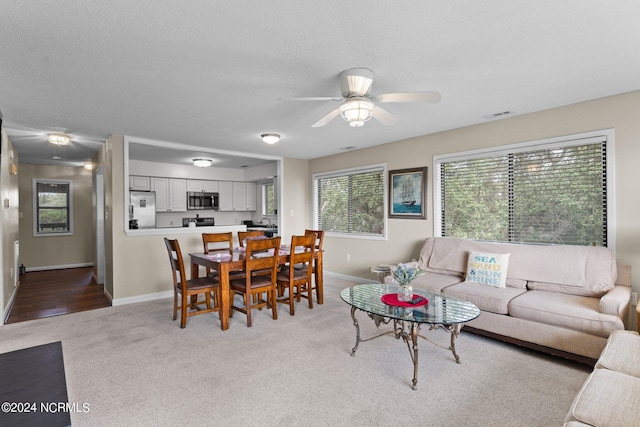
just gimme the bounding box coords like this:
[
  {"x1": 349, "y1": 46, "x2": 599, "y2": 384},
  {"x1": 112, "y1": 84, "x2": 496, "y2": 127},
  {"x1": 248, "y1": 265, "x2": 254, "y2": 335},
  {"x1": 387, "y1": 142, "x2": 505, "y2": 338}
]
[
  {"x1": 340, "y1": 284, "x2": 480, "y2": 390},
  {"x1": 348, "y1": 306, "x2": 464, "y2": 390}
]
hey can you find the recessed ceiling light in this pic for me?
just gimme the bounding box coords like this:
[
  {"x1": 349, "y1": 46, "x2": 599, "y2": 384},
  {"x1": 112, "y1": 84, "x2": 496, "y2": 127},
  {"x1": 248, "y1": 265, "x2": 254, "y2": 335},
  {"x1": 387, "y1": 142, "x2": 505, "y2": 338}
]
[
  {"x1": 52, "y1": 155, "x2": 62, "y2": 160},
  {"x1": 261, "y1": 133, "x2": 280, "y2": 144},
  {"x1": 48, "y1": 133, "x2": 71, "y2": 145},
  {"x1": 192, "y1": 158, "x2": 213, "y2": 168}
]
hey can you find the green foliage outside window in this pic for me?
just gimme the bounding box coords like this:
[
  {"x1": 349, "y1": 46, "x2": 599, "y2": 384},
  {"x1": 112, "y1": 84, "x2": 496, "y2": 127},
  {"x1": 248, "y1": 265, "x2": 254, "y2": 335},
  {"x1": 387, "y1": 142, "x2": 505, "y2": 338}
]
[
  {"x1": 36, "y1": 181, "x2": 71, "y2": 233},
  {"x1": 441, "y1": 142, "x2": 606, "y2": 246}
]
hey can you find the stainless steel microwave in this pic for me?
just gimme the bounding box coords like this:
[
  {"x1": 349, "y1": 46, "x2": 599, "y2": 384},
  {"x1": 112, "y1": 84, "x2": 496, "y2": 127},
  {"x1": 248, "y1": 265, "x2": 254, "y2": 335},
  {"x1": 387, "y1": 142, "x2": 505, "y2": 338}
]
[{"x1": 187, "y1": 192, "x2": 219, "y2": 210}]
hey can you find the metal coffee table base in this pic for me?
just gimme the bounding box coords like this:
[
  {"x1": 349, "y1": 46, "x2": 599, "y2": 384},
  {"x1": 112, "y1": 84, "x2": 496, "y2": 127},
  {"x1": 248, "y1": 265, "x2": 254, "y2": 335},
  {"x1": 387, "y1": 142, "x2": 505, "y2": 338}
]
[{"x1": 349, "y1": 306, "x2": 463, "y2": 390}]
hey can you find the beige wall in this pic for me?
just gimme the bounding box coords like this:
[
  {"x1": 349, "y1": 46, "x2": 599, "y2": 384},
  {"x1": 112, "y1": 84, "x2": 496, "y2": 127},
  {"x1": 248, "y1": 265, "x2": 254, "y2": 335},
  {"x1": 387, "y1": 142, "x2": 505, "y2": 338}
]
[
  {"x1": 18, "y1": 164, "x2": 94, "y2": 269},
  {"x1": 310, "y1": 90, "x2": 640, "y2": 327},
  {"x1": 280, "y1": 157, "x2": 309, "y2": 244},
  {"x1": 1, "y1": 130, "x2": 20, "y2": 319}
]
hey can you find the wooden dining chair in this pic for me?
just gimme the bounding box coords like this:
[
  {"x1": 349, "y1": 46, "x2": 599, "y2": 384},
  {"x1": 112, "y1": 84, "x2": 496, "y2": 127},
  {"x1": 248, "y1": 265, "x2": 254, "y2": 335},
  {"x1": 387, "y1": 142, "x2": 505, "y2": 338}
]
[
  {"x1": 303, "y1": 229, "x2": 325, "y2": 303},
  {"x1": 164, "y1": 238, "x2": 220, "y2": 328},
  {"x1": 277, "y1": 233, "x2": 316, "y2": 315},
  {"x1": 229, "y1": 236, "x2": 281, "y2": 327},
  {"x1": 202, "y1": 232, "x2": 234, "y2": 276},
  {"x1": 238, "y1": 230, "x2": 265, "y2": 247}
]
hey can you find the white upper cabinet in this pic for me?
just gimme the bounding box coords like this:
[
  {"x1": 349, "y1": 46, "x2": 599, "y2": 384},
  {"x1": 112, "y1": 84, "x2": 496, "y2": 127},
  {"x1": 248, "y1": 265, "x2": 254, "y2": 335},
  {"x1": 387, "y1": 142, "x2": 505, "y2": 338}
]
[
  {"x1": 130, "y1": 176, "x2": 151, "y2": 191},
  {"x1": 151, "y1": 178, "x2": 187, "y2": 212},
  {"x1": 232, "y1": 182, "x2": 247, "y2": 211},
  {"x1": 246, "y1": 182, "x2": 257, "y2": 211},
  {"x1": 218, "y1": 181, "x2": 233, "y2": 211},
  {"x1": 186, "y1": 180, "x2": 219, "y2": 193},
  {"x1": 216, "y1": 181, "x2": 257, "y2": 211}
]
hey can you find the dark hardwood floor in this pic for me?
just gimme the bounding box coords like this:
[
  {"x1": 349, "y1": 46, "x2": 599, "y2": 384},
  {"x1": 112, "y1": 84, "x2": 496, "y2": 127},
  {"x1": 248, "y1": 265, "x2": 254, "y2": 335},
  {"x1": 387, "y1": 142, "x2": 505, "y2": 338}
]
[{"x1": 6, "y1": 267, "x2": 111, "y2": 324}]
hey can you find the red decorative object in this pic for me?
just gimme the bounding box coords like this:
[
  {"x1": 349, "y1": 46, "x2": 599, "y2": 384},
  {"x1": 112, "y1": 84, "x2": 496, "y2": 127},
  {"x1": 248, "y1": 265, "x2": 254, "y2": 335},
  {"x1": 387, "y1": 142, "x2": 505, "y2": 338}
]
[{"x1": 381, "y1": 293, "x2": 428, "y2": 307}]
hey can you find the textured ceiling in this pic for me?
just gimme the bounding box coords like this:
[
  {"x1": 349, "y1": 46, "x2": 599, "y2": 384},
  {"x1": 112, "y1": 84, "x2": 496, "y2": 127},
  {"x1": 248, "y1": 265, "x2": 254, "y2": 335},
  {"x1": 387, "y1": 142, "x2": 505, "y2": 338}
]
[{"x1": 2, "y1": 1, "x2": 640, "y2": 168}]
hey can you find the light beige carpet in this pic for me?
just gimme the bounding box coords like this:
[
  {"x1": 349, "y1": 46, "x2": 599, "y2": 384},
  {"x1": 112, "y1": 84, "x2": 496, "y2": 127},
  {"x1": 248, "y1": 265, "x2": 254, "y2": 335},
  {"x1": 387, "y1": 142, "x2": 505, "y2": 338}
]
[{"x1": 0, "y1": 276, "x2": 590, "y2": 426}]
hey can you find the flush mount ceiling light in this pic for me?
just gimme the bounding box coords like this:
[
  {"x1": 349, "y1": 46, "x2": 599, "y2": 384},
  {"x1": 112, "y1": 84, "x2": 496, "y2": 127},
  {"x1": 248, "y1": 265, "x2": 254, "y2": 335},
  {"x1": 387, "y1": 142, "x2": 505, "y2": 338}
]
[
  {"x1": 48, "y1": 133, "x2": 71, "y2": 146},
  {"x1": 261, "y1": 133, "x2": 280, "y2": 144},
  {"x1": 339, "y1": 97, "x2": 374, "y2": 127},
  {"x1": 83, "y1": 162, "x2": 94, "y2": 171},
  {"x1": 192, "y1": 158, "x2": 213, "y2": 168}
]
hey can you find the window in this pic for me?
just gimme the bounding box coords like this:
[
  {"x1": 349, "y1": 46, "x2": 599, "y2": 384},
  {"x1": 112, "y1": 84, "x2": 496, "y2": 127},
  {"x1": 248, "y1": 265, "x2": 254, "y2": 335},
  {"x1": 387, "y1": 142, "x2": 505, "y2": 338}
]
[
  {"x1": 33, "y1": 179, "x2": 73, "y2": 236},
  {"x1": 435, "y1": 132, "x2": 611, "y2": 247},
  {"x1": 262, "y1": 181, "x2": 276, "y2": 215},
  {"x1": 313, "y1": 165, "x2": 386, "y2": 238}
]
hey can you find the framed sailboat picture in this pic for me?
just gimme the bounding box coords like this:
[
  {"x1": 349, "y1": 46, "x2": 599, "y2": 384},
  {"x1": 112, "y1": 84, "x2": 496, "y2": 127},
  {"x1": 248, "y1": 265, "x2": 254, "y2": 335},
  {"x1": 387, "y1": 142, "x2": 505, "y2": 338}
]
[{"x1": 388, "y1": 167, "x2": 427, "y2": 219}]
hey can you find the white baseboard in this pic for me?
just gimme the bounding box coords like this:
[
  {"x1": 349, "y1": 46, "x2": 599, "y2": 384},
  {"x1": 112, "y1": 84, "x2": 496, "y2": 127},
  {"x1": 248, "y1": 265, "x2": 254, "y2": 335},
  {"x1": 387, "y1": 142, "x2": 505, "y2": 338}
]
[
  {"x1": 112, "y1": 290, "x2": 173, "y2": 306},
  {"x1": 26, "y1": 263, "x2": 93, "y2": 272},
  {"x1": 2, "y1": 284, "x2": 19, "y2": 325}
]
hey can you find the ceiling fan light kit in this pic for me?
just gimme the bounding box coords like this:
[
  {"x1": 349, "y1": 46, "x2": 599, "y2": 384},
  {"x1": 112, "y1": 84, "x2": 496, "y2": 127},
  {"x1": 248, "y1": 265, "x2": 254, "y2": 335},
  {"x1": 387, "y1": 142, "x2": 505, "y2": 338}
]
[
  {"x1": 192, "y1": 158, "x2": 213, "y2": 168},
  {"x1": 339, "y1": 97, "x2": 374, "y2": 127},
  {"x1": 261, "y1": 133, "x2": 280, "y2": 144},
  {"x1": 48, "y1": 133, "x2": 71, "y2": 146}
]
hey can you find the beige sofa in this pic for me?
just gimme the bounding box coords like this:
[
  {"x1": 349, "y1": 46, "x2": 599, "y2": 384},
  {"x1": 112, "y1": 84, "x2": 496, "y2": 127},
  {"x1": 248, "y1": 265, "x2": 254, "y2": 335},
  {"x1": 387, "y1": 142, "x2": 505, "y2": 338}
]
[
  {"x1": 564, "y1": 330, "x2": 640, "y2": 426},
  {"x1": 392, "y1": 237, "x2": 631, "y2": 361}
]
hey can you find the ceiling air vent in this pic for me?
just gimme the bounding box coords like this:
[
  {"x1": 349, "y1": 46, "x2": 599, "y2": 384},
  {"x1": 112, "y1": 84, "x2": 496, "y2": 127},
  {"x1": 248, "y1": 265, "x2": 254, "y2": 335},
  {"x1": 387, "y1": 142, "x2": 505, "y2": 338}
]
[
  {"x1": 483, "y1": 110, "x2": 516, "y2": 120},
  {"x1": 340, "y1": 146, "x2": 357, "y2": 150}
]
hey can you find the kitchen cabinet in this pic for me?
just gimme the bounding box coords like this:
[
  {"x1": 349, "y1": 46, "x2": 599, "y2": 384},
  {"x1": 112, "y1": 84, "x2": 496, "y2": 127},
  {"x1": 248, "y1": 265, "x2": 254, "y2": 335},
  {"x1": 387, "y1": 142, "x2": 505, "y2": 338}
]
[
  {"x1": 186, "y1": 179, "x2": 219, "y2": 193},
  {"x1": 232, "y1": 182, "x2": 247, "y2": 211},
  {"x1": 130, "y1": 176, "x2": 150, "y2": 191},
  {"x1": 218, "y1": 181, "x2": 233, "y2": 211},
  {"x1": 246, "y1": 182, "x2": 257, "y2": 211},
  {"x1": 151, "y1": 178, "x2": 187, "y2": 212},
  {"x1": 217, "y1": 181, "x2": 257, "y2": 211}
]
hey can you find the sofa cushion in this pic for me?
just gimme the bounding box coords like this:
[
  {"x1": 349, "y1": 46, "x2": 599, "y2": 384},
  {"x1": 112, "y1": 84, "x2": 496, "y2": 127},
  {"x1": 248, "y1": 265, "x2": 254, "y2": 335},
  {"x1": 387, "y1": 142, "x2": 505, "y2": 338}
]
[
  {"x1": 595, "y1": 330, "x2": 640, "y2": 378},
  {"x1": 405, "y1": 272, "x2": 463, "y2": 294},
  {"x1": 464, "y1": 250, "x2": 510, "y2": 288},
  {"x1": 508, "y1": 290, "x2": 624, "y2": 338},
  {"x1": 564, "y1": 369, "x2": 640, "y2": 427},
  {"x1": 443, "y1": 282, "x2": 526, "y2": 314},
  {"x1": 419, "y1": 237, "x2": 617, "y2": 296}
]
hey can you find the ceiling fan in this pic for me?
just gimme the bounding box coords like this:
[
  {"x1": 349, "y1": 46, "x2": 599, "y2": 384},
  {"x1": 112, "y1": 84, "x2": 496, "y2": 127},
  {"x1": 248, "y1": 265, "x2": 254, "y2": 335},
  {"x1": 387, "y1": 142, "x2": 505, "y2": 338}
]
[{"x1": 286, "y1": 68, "x2": 441, "y2": 128}]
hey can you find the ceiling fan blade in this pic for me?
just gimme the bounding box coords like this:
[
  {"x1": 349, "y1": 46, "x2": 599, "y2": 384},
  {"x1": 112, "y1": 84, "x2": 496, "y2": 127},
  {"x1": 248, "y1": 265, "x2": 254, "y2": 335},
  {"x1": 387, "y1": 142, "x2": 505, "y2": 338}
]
[
  {"x1": 373, "y1": 91, "x2": 442, "y2": 103},
  {"x1": 372, "y1": 106, "x2": 399, "y2": 126},
  {"x1": 279, "y1": 97, "x2": 342, "y2": 102},
  {"x1": 311, "y1": 108, "x2": 341, "y2": 127}
]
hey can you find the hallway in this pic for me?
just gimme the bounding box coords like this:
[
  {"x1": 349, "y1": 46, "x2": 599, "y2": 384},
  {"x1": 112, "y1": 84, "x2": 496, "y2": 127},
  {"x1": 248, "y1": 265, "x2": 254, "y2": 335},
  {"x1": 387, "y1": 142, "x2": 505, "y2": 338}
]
[{"x1": 6, "y1": 267, "x2": 111, "y2": 324}]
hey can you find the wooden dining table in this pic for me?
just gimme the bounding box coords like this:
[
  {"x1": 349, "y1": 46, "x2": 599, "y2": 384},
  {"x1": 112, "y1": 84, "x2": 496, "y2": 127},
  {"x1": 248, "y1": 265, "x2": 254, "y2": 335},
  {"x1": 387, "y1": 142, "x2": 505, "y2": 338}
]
[{"x1": 190, "y1": 246, "x2": 323, "y2": 330}]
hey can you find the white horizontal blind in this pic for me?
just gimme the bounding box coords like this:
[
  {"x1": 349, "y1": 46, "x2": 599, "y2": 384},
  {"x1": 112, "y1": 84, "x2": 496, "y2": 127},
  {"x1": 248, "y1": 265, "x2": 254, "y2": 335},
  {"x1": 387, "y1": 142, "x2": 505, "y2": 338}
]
[
  {"x1": 314, "y1": 165, "x2": 385, "y2": 236},
  {"x1": 440, "y1": 139, "x2": 607, "y2": 246}
]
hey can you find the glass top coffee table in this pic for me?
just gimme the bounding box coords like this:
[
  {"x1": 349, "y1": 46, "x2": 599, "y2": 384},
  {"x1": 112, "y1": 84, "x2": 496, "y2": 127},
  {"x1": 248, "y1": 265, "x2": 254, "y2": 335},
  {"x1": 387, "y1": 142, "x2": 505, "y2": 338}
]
[{"x1": 340, "y1": 283, "x2": 480, "y2": 390}]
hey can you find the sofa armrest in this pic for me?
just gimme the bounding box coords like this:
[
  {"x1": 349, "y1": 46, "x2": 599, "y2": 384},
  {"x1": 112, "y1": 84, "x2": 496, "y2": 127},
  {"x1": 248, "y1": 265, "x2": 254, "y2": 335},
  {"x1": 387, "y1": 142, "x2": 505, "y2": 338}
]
[{"x1": 599, "y1": 285, "x2": 631, "y2": 317}]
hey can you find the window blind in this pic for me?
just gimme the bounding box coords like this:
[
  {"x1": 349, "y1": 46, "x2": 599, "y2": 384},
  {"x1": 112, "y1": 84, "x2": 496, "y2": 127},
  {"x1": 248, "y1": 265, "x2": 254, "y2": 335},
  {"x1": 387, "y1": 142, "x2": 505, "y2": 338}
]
[{"x1": 440, "y1": 140, "x2": 607, "y2": 246}]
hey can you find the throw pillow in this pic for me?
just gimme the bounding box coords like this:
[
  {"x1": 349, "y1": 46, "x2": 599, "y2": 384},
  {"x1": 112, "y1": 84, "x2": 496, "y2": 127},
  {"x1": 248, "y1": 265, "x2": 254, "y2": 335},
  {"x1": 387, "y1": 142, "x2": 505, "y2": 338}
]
[{"x1": 465, "y1": 251, "x2": 510, "y2": 288}]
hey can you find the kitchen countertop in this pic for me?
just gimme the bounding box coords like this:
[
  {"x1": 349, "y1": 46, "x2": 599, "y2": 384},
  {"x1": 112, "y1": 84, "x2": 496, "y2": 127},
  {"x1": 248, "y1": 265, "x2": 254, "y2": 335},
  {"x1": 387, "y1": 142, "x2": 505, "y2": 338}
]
[{"x1": 126, "y1": 224, "x2": 246, "y2": 237}]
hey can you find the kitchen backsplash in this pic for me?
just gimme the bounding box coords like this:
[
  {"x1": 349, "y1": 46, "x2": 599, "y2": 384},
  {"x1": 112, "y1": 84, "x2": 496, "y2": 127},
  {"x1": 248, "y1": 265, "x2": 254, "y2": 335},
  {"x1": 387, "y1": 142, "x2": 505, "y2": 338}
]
[{"x1": 156, "y1": 211, "x2": 253, "y2": 228}]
